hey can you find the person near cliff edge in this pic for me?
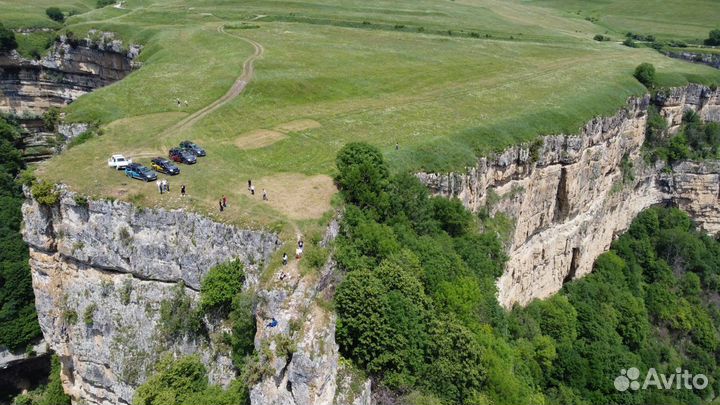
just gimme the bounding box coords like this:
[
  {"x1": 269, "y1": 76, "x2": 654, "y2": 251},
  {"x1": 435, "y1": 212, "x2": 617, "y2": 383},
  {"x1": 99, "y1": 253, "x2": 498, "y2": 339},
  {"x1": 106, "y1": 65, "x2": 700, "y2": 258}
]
[
  {"x1": 219, "y1": 199, "x2": 224, "y2": 212},
  {"x1": 266, "y1": 318, "x2": 278, "y2": 328}
]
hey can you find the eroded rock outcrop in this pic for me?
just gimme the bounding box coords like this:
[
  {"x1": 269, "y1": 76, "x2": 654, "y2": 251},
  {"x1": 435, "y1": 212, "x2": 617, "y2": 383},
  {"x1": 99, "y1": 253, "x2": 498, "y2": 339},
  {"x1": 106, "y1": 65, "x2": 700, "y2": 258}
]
[
  {"x1": 0, "y1": 34, "x2": 137, "y2": 116},
  {"x1": 663, "y1": 50, "x2": 720, "y2": 70},
  {"x1": 250, "y1": 219, "x2": 372, "y2": 405},
  {"x1": 22, "y1": 187, "x2": 279, "y2": 405},
  {"x1": 1, "y1": 33, "x2": 138, "y2": 161},
  {"x1": 419, "y1": 84, "x2": 720, "y2": 308}
]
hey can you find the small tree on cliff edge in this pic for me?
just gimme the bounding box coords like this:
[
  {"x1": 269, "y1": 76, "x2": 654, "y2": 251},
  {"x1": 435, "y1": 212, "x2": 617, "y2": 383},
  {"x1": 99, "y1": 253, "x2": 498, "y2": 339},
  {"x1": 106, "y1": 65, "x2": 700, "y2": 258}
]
[
  {"x1": 0, "y1": 23, "x2": 17, "y2": 53},
  {"x1": 634, "y1": 63, "x2": 656, "y2": 89}
]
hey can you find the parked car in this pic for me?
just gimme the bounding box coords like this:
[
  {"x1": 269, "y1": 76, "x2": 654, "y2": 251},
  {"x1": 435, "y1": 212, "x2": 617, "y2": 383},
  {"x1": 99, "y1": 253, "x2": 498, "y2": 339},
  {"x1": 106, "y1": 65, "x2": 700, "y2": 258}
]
[
  {"x1": 180, "y1": 141, "x2": 206, "y2": 157},
  {"x1": 169, "y1": 147, "x2": 197, "y2": 164},
  {"x1": 108, "y1": 154, "x2": 132, "y2": 170},
  {"x1": 124, "y1": 163, "x2": 158, "y2": 182},
  {"x1": 151, "y1": 157, "x2": 180, "y2": 175}
]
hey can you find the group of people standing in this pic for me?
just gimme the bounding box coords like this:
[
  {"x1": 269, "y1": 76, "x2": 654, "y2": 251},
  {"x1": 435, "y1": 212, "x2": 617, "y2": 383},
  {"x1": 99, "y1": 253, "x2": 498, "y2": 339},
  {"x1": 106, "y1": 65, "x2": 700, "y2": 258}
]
[
  {"x1": 217, "y1": 179, "x2": 269, "y2": 213},
  {"x1": 247, "y1": 179, "x2": 268, "y2": 201},
  {"x1": 281, "y1": 238, "x2": 304, "y2": 266},
  {"x1": 157, "y1": 179, "x2": 187, "y2": 197}
]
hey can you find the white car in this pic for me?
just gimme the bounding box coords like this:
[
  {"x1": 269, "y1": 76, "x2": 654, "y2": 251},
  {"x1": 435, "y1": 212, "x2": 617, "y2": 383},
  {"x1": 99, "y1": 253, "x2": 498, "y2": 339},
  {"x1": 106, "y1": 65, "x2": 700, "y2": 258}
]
[{"x1": 108, "y1": 154, "x2": 132, "y2": 170}]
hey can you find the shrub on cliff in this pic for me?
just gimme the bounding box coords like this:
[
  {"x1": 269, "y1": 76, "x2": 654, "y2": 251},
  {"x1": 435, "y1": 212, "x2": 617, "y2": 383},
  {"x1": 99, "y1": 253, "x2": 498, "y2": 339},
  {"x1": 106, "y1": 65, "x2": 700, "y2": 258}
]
[
  {"x1": 31, "y1": 181, "x2": 60, "y2": 206},
  {"x1": 133, "y1": 355, "x2": 249, "y2": 405},
  {"x1": 633, "y1": 62, "x2": 656, "y2": 88},
  {"x1": 0, "y1": 23, "x2": 17, "y2": 53},
  {"x1": 45, "y1": 7, "x2": 65, "y2": 23},
  {"x1": 200, "y1": 259, "x2": 245, "y2": 314}
]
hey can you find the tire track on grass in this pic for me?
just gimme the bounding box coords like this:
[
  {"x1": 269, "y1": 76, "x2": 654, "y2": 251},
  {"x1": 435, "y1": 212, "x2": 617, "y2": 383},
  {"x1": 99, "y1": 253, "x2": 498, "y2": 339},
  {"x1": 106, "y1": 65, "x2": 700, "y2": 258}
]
[{"x1": 160, "y1": 25, "x2": 264, "y2": 137}]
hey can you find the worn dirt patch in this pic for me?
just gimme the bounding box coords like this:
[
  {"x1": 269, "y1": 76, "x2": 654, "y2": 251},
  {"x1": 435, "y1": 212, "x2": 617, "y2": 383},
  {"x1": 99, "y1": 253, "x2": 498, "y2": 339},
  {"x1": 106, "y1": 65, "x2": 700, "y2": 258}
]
[
  {"x1": 253, "y1": 173, "x2": 335, "y2": 220},
  {"x1": 234, "y1": 129, "x2": 287, "y2": 150},
  {"x1": 234, "y1": 119, "x2": 321, "y2": 150},
  {"x1": 273, "y1": 119, "x2": 321, "y2": 133}
]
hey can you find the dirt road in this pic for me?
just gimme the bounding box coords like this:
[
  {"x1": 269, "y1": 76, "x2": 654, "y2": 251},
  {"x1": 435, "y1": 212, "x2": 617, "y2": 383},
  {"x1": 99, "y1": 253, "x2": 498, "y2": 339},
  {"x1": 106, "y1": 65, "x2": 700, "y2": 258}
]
[{"x1": 161, "y1": 25, "x2": 264, "y2": 137}]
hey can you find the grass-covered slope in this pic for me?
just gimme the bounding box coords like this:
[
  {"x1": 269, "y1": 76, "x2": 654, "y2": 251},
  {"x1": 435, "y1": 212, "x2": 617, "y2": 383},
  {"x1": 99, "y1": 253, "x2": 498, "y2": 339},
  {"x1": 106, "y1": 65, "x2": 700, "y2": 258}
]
[{"x1": 3, "y1": 0, "x2": 719, "y2": 230}]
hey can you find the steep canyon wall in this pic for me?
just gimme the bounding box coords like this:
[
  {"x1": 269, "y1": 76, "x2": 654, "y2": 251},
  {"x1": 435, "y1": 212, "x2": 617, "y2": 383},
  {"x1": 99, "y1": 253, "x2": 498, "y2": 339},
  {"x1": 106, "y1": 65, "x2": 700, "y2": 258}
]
[
  {"x1": 419, "y1": 84, "x2": 720, "y2": 308},
  {"x1": 22, "y1": 187, "x2": 279, "y2": 405},
  {"x1": 0, "y1": 34, "x2": 137, "y2": 160}
]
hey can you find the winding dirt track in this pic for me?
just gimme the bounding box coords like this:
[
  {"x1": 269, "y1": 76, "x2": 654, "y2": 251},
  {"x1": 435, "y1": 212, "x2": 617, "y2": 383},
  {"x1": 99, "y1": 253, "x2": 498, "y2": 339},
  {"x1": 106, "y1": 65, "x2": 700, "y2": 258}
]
[{"x1": 161, "y1": 25, "x2": 264, "y2": 136}]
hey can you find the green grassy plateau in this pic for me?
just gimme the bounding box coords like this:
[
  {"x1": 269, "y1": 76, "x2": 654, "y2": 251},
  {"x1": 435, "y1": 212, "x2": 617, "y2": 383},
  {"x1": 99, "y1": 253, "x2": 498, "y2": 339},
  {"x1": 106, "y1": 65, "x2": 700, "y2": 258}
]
[{"x1": 3, "y1": 0, "x2": 719, "y2": 232}]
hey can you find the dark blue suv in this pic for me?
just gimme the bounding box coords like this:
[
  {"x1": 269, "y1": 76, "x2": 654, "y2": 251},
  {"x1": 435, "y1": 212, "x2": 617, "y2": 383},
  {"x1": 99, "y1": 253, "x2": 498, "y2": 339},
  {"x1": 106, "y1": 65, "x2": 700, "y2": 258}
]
[{"x1": 125, "y1": 163, "x2": 158, "y2": 182}]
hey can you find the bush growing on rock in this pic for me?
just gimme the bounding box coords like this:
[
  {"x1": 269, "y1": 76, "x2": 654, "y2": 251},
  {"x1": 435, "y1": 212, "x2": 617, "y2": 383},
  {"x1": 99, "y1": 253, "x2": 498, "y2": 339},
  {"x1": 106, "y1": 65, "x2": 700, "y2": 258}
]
[
  {"x1": 31, "y1": 181, "x2": 60, "y2": 206},
  {"x1": 200, "y1": 259, "x2": 245, "y2": 314},
  {"x1": 134, "y1": 355, "x2": 249, "y2": 405}
]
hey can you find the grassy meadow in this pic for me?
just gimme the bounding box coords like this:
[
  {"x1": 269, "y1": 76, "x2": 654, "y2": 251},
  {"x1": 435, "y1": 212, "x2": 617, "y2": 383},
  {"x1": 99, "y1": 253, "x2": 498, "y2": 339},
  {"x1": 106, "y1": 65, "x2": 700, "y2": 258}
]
[{"x1": 3, "y1": 0, "x2": 719, "y2": 232}]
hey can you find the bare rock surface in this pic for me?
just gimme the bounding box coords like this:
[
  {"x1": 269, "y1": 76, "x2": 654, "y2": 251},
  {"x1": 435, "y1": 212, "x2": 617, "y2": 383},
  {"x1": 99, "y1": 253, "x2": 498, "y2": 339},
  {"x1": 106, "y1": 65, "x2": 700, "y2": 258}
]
[{"x1": 22, "y1": 187, "x2": 279, "y2": 405}]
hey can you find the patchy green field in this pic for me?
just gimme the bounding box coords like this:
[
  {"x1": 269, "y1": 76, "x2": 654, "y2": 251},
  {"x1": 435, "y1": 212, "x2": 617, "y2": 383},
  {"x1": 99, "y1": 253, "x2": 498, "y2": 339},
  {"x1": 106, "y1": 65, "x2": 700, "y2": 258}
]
[
  {"x1": 528, "y1": 0, "x2": 720, "y2": 41},
  {"x1": 3, "y1": 0, "x2": 719, "y2": 231}
]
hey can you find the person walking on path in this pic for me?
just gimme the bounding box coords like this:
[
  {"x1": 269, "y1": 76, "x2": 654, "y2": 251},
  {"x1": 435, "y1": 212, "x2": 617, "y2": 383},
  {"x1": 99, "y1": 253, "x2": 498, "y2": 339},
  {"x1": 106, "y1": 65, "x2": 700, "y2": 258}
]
[
  {"x1": 219, "y1": 199, "x2": 224, "y2": 212},
  {"x1": 282, "y1": 253, "x2": 288, "y2": 266},
  {"x1": 222, "y1": 195, "x2": 227, "y2": 208},
  {"x1": 157, "y1": 180, "x2": 163, "y2": 194},
  {"x1": 250, "y1": 185, "x2": 255, "y2": 195},
  {"x1": 262, "y1": 189, "x2": 268, "y2": 201},
  {"x1": 181, "y1": 184, "x2": 186, "y2": 197}
]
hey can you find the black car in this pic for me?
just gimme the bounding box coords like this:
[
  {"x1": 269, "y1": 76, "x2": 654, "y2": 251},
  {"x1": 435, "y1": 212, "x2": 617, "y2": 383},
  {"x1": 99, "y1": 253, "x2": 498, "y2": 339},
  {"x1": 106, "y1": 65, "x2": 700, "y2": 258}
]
[
  {"x1": 179, "y1": 140, "x2": 206, "y2": 157},
  {"x1": 151, "y1": 157, "x2": 180, "y2": 175},
  {"x1": 124, "y1": 163, "x2": 158, "y2": 182},
  {"x1": 169, "y1": 147, "x2": 197, "y2": 164}
]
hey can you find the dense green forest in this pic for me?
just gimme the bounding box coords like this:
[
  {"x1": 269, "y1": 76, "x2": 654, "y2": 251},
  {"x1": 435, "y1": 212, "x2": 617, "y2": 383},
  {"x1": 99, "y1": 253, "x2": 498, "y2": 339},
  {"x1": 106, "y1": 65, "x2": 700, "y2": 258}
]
[
  {"x1": 0, "y1": 115, "x2": 41, "y2": 350},
  {"x1": 333, "y1": 142, "x2": 720, "y2": 405}
]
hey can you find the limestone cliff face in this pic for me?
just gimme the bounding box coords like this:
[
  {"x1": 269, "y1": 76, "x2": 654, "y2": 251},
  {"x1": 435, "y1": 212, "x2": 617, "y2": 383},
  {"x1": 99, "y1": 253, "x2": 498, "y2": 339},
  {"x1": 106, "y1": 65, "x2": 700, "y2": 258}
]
[
  {"x1": 250, "y1": 220, "x2": 372, "y2": 405},
  {"x1": 0, "y1": 34, "x2": 137, "y2": 116},
  {"x1": 22, "y1": 187, "x2": 279, "y2": 405},
  {"x1": 418, "y1": 84, "x2": 720, "y2": 308},
  {"x1": 1, "y1": 33, "x2": 138, "y2": 161},
  {"x1": 663, "y1": 50, "x2": 720, "y2": 70}
]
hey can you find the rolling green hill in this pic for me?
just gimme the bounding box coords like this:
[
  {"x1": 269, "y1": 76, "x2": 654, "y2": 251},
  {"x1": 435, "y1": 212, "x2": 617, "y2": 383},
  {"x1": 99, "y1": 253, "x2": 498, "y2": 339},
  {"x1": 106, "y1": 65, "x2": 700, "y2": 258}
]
[{"x1": 3, "y1": 0, "x2": 719, "y2": 233}]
